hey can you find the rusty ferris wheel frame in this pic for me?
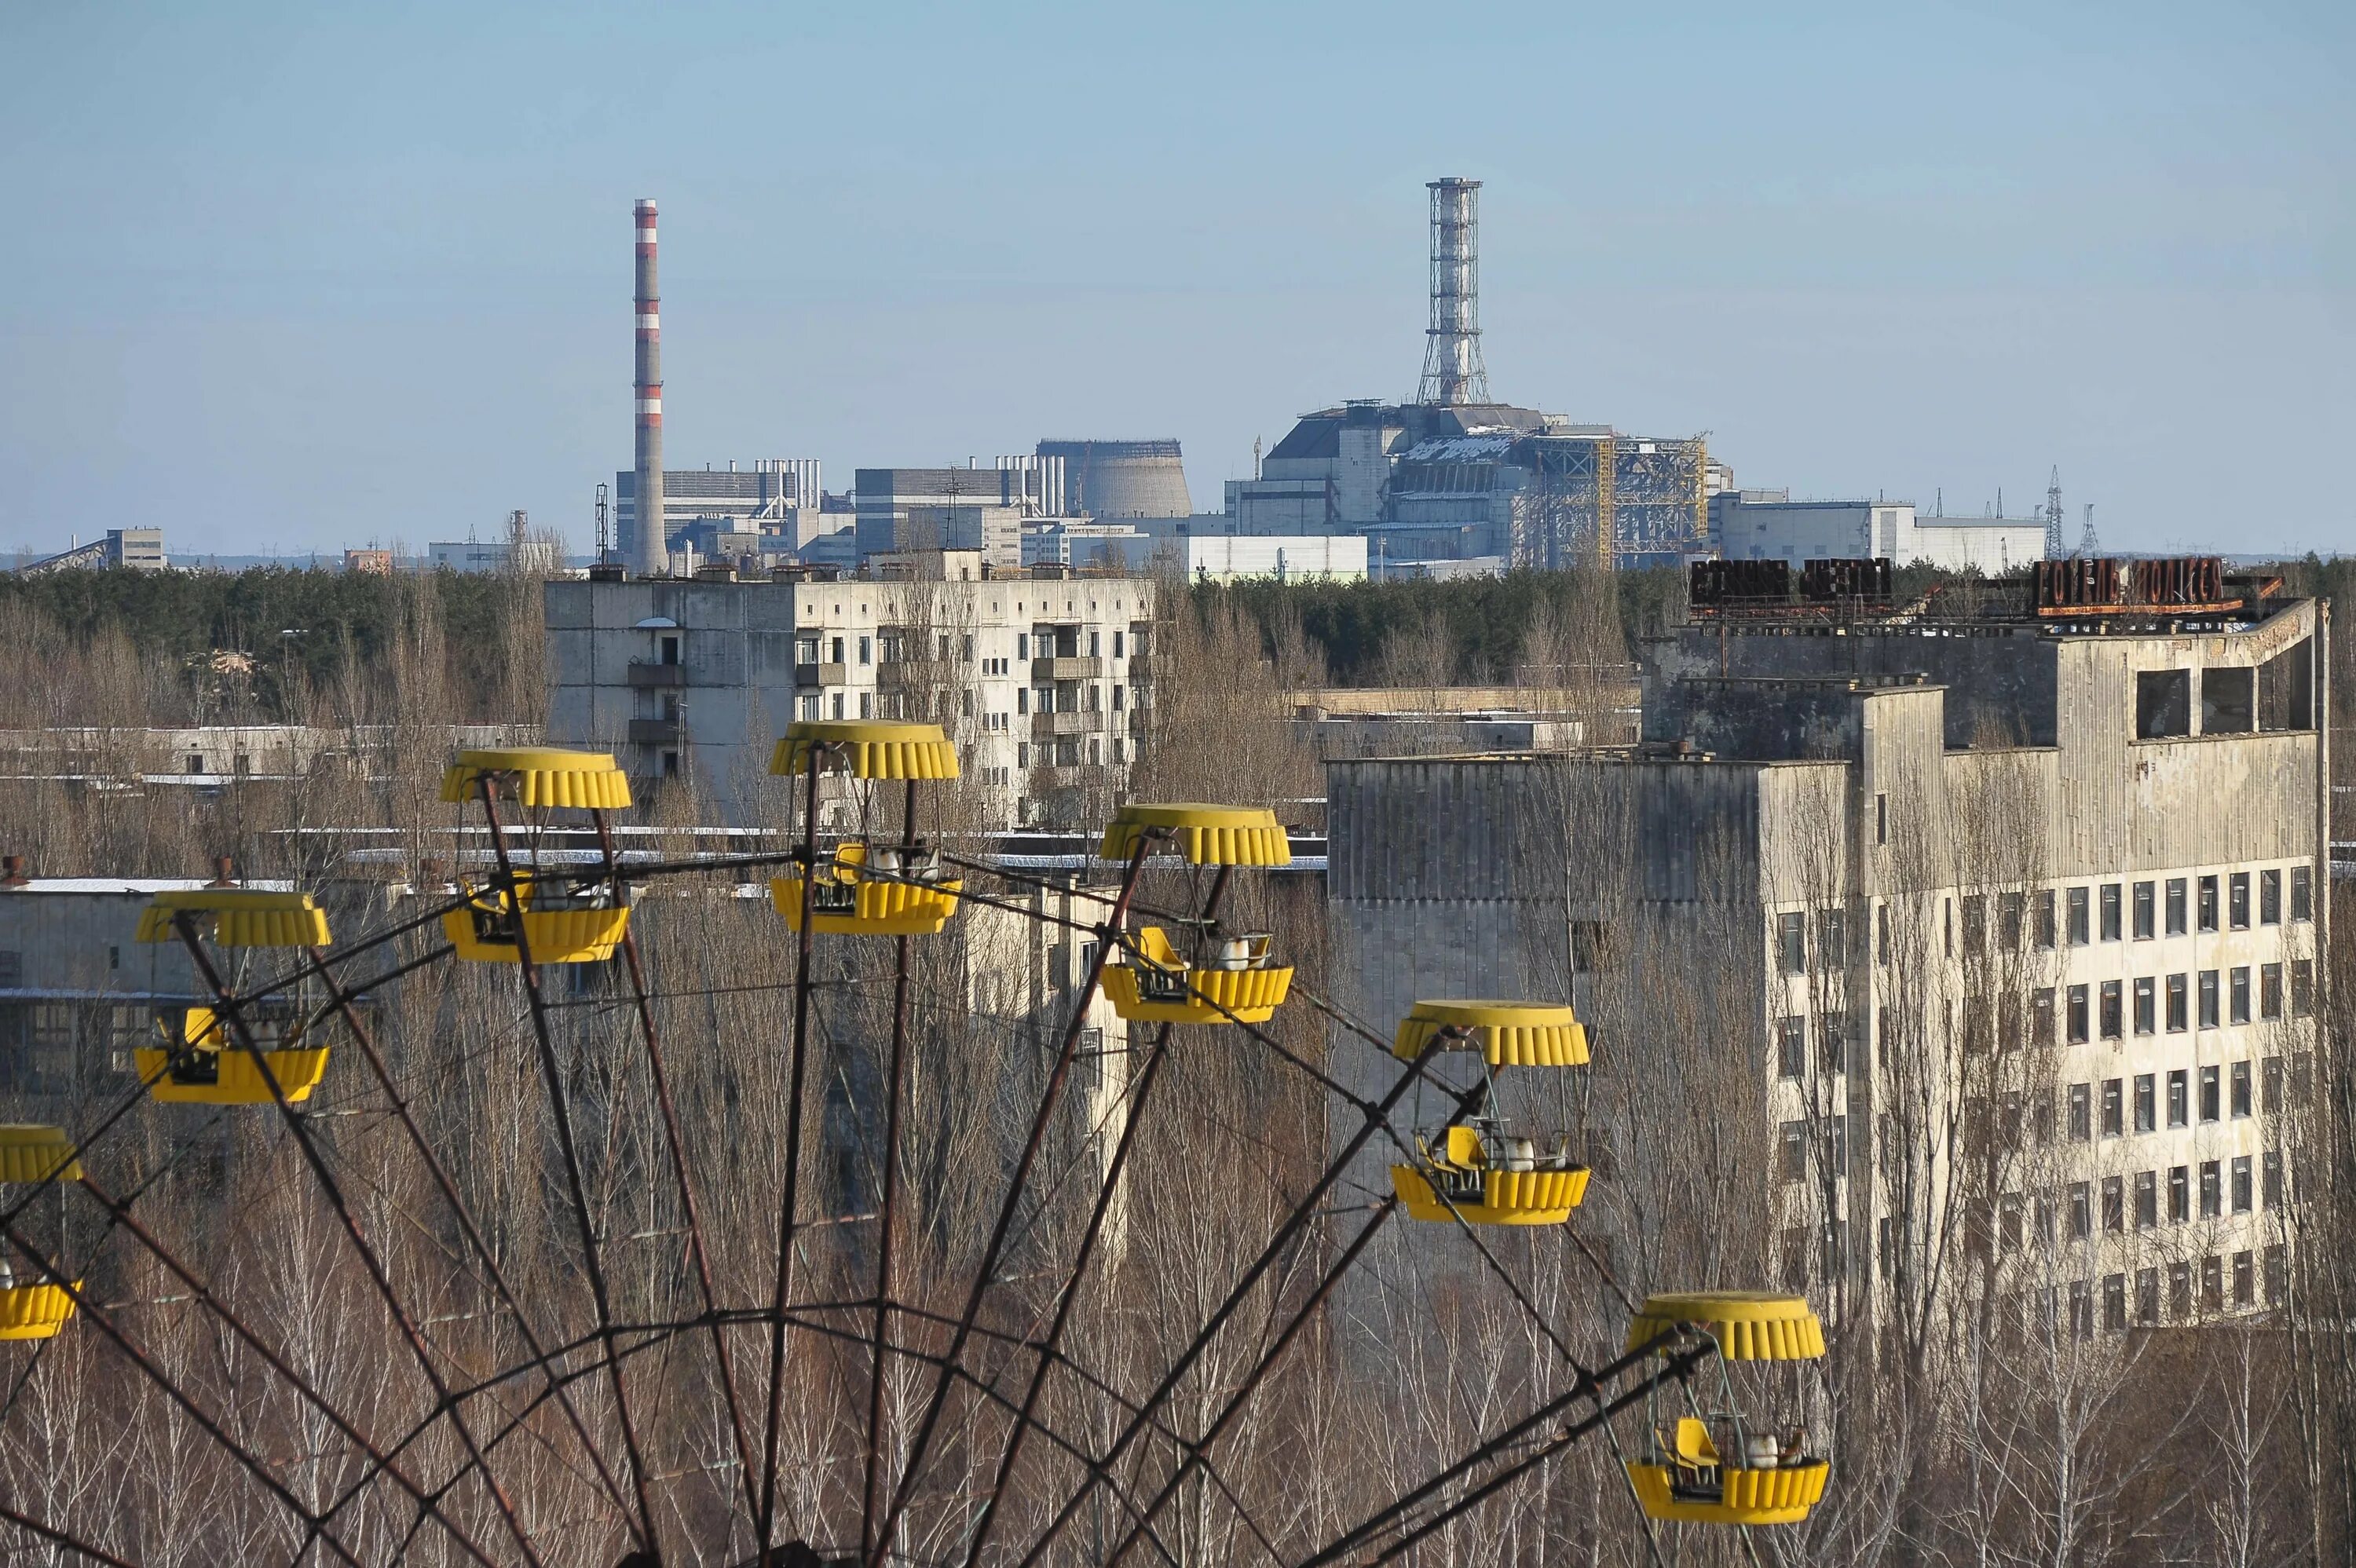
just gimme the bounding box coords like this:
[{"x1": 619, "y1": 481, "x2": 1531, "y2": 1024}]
[{"x1": 0, "y1": 740, "x2": 1711, "y2": 1568}]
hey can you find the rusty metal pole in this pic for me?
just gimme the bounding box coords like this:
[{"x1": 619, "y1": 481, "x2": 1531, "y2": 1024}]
[{"x1": 858, "y1": 773, "x2": 922, "y2": 1563}]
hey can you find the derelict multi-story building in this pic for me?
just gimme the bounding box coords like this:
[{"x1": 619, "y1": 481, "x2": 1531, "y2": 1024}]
[
  {"x1": 544, "y1": 565, "x2": 1158, "y2": 825},
  {"x1": 1327, "y1": 559, "x2": 2325, "y2": 1329}
]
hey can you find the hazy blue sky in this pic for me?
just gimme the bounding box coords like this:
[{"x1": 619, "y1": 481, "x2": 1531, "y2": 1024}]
[{"x1": 4, "y1": 2, "x2": 2351, "y2": 558}]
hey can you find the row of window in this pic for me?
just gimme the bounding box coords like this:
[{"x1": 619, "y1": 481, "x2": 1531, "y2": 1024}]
[
  {"x1": 2070, "y1": 1251, "x2": 2283, "y2": 1331},
  {"x1": 1774, "y1": 865, "x2": 2314, "y2": 974},
  {"x1": 2065, "y1": 1058, "x2": 2314, "y2": 1138},
  {"x1": 2041, "y1": 1153, "x2": 2282, "y2": 1241}
]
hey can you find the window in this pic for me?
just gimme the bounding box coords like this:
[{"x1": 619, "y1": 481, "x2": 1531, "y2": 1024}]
[
  {"x1": 2136, "y1": 1266, "x2": 2160, "y2": 1324},
  {"x1": 1876, "y1": 904, "x2": 1890, "y2": 965},
  {"x1": 2070, "y1": 1280, "x2": 2093, "y2": 1338},
  {"x1": 2036, "y1": 890, "x2": 2057, "y2": 949},
  {"x1": 2171, "y1": 1261, "x2": 2193, "y2": 1319},
  {"x1": 1111, "y1": 629, "x2": 1124, "y2": 659},
  {"x1": 2200, "y1": 970, "x2": 2220, "y2": 1029},
  {"x1": 2263, "y1": 1151, "x2": 2283, "y2": 1207},
  {"x1": 830, "y1": 693, "x2": 845, "y2": 719},
  {"x1": 2264, "y1": 1246, "x2": 2285, "y2": 1305},
  {"x1": 2230, "y1": 1060, "x2": 2252, "y2": 1118},
  {"x1": 2259, "y1": 963, "x2": 2281, "y2": 1020},
  {"x1": 2168, "y1": 1069, "x2": 2189, "y2": 1128},
  {"x1": 659, "y1": 633, "x2": 680, "y2": 666},
  {"x1": 2101, "y1": 1079, "x2": 2123, "y2": 1137},
  {"x1": 2000, "y1": 890, "x2": 2025, "y2": 950},
  {"x1": 2067, "y1": 985, "x2": 2091, "y2": 1044},
  {"x1": 2231, "y1": 1156, "x2": 2252, "y2": 1214},
  {"x1": 2134, "y1": 1170, "x2": 2157, "y2": 1228},
  {"x1": 1999, "y1": 1194, "x2": 2024, "y2": 1251},
  {"x1": 2229, "y1": 872, "x2": 2250, "y2": 930},
  {"x1": 2069, "y1": 1180, "x2": 2092, "y2": 1238},
  {"x1": 1015, "y1": 633, "x2": 1029, "y2": 659},
  {"x1": 2035, "y1": 1191, "x2": 2057, "y2": 1245},
  {"x1": 2099, "y1": 981, "x2": 2123, "y2": 1040},
  {"x1": 2100, "y1": 883, "x2": 2123, "y2": 941},
  {"x1": 1779, "y1": 1121, "x2": 1807, "y2": 1182},
  {"x1": 1820, "y1": 910, "x2": 1848, "y2": 967},
  {"x1": 2198, "y1": 875, "x2": 2219, "y2": 932},
  {"x1": 1961, "y1": 894, "x2": 1985, "y2": 956},
  {"x1": 1818, "y1": 1013, "x2": 1847, "y2": 1073},
  {"x1": 2291, "y1": 865, "x2": 2313, "y2": 921},
  {"x1": 2133, "y1": 1073, "x2": 2156, "y2": 1133},
  {"x1": 2226, "y1": 1253, "x2": 2245, "y2": 1310},
  {"x1": 2133, "y1": 881, "x2": 2155, "y2": 940},
  {"x1": 2200, "y1": 1160, "x2": 2222, "y2": 1218},
  {"x1": 1873, "y1": 791, "x2": 1888, "y2": 845},
  {"x1": 2032, "y1": 989, "x2": 2056, "y2": 1047},
  {"x1": 2259, "y1": 868, "x2": 2281, "y2": 925},
  {"x1": 2230, "y1": 967, "x2": 2251, "y2": 1025},
  {"x1": 2292, "y1": 959, "x2": 2314, "y2": 1017},
  {"x1": 2068, "y1": 1084, "x2": 2092, "y2": 1141},
  {"x1": 2168, "y1": 1165, "x2": 2190, "y2": 1223},
  {"x1": 1777, "y1": 913, "x2": 1805, "y2": 974},
  {"x1": 2133, "y1": 977, "x2": 2156, "y2": 1036},
  {"x1": 1776, "y1": 1017, "x2": 1805, "y2": 1078},
  {"x1": 2068, "y1": 887, "x2": 2091, "y2": 945},
  {"x1": 2263, "y1": 1054, "x2": 2283, "y2": 1113},
  {"x1": 2166, "y1": 877, "x2": 2188, "y2": 936},
  {"x1": 2104, "y1": 1274, "x2": 2127, "y2": 1332},
  {"x1": 2201, "y1": 1065, "x2": 2221, "y2": 1123},
  {"x1": 2166, "y1": 973, "x2": 2188, "y2": 1032},
  {"x1": 1088, "y1": 629, "x2": 1100, "y2": 657},
  {"x1": 798, "y1": 693, "x2": 819, "y2": 721}
]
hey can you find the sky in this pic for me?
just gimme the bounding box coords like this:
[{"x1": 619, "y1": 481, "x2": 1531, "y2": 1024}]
[{"x1": 2, "y1": 0, "x2": 2351, "y2": 560}]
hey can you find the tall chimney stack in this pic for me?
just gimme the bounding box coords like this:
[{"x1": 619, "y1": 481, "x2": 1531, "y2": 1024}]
[
  {"x1": 1417, "y1": 177, "x2": 1490, "y2": 408},
  {"x1": 632, "y1": 199, "x2": 666, "y2": 576}
]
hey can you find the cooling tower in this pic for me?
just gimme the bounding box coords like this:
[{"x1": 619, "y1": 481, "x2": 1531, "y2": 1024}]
[{"x1": 1034, "y1": 439, "x2": 1192, "y2": 520}]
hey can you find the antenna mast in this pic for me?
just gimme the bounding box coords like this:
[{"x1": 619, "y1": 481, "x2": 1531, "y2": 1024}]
[{"x1": 2044, "y1": 466, "x2": 2065, "y2": 558}]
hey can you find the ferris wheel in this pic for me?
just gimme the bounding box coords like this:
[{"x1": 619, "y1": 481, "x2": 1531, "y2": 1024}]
[{"x1": 0, "y1": 722, "x2": 1827, "y2": 1566}]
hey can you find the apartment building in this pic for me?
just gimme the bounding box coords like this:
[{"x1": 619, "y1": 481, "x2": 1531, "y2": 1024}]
[
  {"x1": 1326, "y1": 570, "x2": 2325, "y2": 1331},
  {"x1": 544, "y1": 567, "x2": 1158, "y2": 824}
]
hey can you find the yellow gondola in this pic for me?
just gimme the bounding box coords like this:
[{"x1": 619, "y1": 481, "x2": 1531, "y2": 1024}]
[
  {"x1": 1624, "y1": 1291, "x2": 1831, "y2": 1526},
  {"x1": 135, "y1": 1005, "x2": 331, "y2": 1106},
  {"x1": 1099, "y1": 802, "x2": 1289, "y2": 867},
  {"x1": 770, "y1": 841, "x2": 963, "y2": 936},
  {"x1": 1389, "y1": 1000, "x2": 1590, "y2": 1226},
  {"x1": 0, "y1": 1127, "x2": 80, "y2": 1342},
  {"x1": 135, "y1": 888, "x2": 331, "y2": 948},
  {"x1": 1391, "y1": 1124, "x2": 1589, "y2": 1225},
  {"x1": 445, "y1": 875, "x2": 630, "y2": 964},
  {"x1": 441, "y1": 747, "x2": 634, "y2": 810},
  {"x1": 770, "y1": 720, "x2": 960, "y2": 782},
  {"x1": 1103, "y1": 926, "x2": 1293, "y2": 1025}
]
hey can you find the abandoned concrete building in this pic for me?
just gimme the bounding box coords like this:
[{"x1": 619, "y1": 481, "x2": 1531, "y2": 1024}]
[{"x1": 1329, "y1": 575, "x2": 2326, "y2": 1329}]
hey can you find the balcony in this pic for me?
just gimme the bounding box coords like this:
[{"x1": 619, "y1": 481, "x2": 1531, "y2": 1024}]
[
  {"x1": 627, "y1": 661, "x2": 686, "y2": 688},
  {"x1": 627, "y1": 718, "x2": 679, "y2": 744},
  {"x1": 1031, "y1": 656, "x2": 1104, "y2": 682},
  {"x1": 794, "y1": 662, "x2": 848, "y2": 688},
  {"x1": 1031, "y1": 710, "x2": 1104, "y2": 738}
]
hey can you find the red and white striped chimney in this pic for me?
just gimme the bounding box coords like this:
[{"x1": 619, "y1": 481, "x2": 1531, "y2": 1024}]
[{"x1": 632, "y1": 199, "x2": 665, "y2": 576}]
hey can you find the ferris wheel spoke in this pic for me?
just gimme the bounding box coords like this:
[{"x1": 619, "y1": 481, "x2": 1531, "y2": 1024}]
[
  {"x1": 0, "y1": 1223, "x2": 374, "y2": 1568},
  {"x1": 1011, "y1": 1030, "x2": 1452, "y2": 1568},
  {"x1": 959, "y1": 1013, "x2": 1176, "y2": 1568},
  {"x1": 70, "y1": 1172, "x2": 514, "y2": 1568},
  {"x1": 858, "y1": 885, "x2": 918, "y2": 1563},
  {"x1": 865, "y1": 833, "x2": 1158, "y2": 1568},
  {"x1": 474, "y1": 781, "x2": 664, "y2": 1559},
  {"x1": 302, "y1": 945, "x2": 644, "y2": 1533},
  {"x1": 589, "y1": 806, "x2": 764, "y2": 1528},
  {"x1": 0, "y1": 1493, "x2": 141, "y2": 1566},
  {"x1": 175, "y1": 913, "x2": 562, "y2": 1568}
]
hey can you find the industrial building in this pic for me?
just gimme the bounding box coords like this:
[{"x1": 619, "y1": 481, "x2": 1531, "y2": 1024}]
[
  {"x1": 1218, "y1": 181, "x2": 1713, "y2": 572},
  {"x1": 17, "y1": 528, "x2": 166, "y2": 574},
  {"x1": 615, "y1": 461, "x2": 832, "y2": 567},
  {"x1": 1328, "y1": 563, "x2": 2322, "y2": 1325},
  {"x1": 1020, "y1": 524, "x2": 1367, "y2": 582},
  {"x1": 851, "y1": 459, "x2": 1064, "y2": 569},
  {"x1": 544, "y1": 569, "x2": 1158, "y2": 824},
  {"x1": 1710, "y1": 492, "x2": 2048, "y2": 574},
  {"x1": 1034, "y1": 439, "x2": 1193, "y2": 521}
]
